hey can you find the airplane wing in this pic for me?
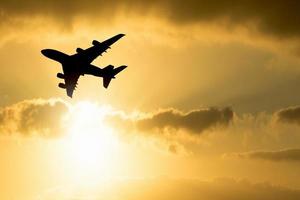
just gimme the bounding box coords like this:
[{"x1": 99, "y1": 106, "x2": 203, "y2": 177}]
[
  {"x1": 65, "y1": 73, "x2": 80, "y2": 98},
  {"x1": 62, "y1": 66, "x2": 80, "y2": 98},
  {"x1": 73, "y1": 34, "x2": 125, "y2": 64}
]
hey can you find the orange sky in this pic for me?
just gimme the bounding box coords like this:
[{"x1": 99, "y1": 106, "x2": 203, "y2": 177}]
[{"x1": 1, "y1": 1, "x2": 300, "y2": 199}]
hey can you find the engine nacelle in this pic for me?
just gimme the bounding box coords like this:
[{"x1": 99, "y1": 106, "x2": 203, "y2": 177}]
[
  {"x1": 57, "y1": 73, "x2": 64, "y2": 79},
  {"x1": 92, "y1": 40, "x2": 101, "y2": 46},
  {"x1": 58, "y1": 83, "x2": 66, "y2": 89},
  {"x1": 76, "y1": 48, "x2": 84, "y2": 53}
]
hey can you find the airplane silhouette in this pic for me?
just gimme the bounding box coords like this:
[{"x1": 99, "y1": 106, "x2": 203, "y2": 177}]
[{"x1": 41, "y1": 34, "x2": 127, "y2": 97}]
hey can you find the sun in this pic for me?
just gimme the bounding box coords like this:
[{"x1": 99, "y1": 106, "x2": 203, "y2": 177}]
[{"x1": 63, "y1": 101, "x2": 120, "y2": 181}]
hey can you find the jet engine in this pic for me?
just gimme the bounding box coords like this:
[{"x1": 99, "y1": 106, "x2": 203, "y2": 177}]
[
  {"x1": 58, "y1": 83, "x2": 66, "y2": 89},
  {"x1": 57, "y1": 73, "x2": 64, "y2": 79},
  {"x1": 76, "y1": 48, "x2": 84, "y2": 53},
  {"x1": 92, "y1": 40, "x2": 101, "y2": 46}
]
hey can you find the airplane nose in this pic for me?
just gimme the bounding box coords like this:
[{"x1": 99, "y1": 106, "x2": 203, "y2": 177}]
[
  {"x1": 41, "y1": 49, "x2": 67, "y2": 62},
  {"x1": 41, "y1": 49, "x2": 49, "y2": 56}
]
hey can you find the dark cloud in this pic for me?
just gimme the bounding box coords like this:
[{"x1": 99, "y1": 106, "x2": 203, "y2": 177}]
[
  {"x1": 137, "y1": 107, "x2": 233, "y2": 133},
  {"x1": 108, "y1": 107, "x2": 233, "y2": 135},
  {"x1": 1, "y1": 0, "x2": 300, "y2": 39},
  {"x1": 0, "y1": 99, "x2": 68, "y2": 137},
  {"x1": 276, "y1": 106, "x2": 300, "y2": 125},
  {"x1": 227, "y1": 148, "x2": 300, "y2": 162}
]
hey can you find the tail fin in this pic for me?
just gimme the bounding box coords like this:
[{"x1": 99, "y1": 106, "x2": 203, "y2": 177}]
[
  {"x1": 102, "y1": 65, "x2": 127, "y2": 88},
  {"x1": 103, "y1": 77, "x2": 112, "y2": 88}
]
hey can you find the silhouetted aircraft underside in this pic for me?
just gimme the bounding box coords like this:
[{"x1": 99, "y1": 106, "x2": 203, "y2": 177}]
[{"x1": 41, "y1": 34, "x2": 127, "y2": 97}]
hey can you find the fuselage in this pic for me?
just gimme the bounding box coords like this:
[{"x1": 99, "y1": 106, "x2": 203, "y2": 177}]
[{"x1": 41, "y1": 49, "x2": 104, "y2": 77}]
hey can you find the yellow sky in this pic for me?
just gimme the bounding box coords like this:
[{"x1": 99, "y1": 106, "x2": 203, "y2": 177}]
[{"x1": 1, "y1": 1, "x2": 300, "y2": 199}]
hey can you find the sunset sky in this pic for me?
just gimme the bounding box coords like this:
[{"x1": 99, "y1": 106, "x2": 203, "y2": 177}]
[{"x1": 1, "y1": 1, "x2": 300, "y2": 199}]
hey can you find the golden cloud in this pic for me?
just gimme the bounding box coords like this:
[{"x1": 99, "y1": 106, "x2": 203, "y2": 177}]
[
  {"x1": 40, "y1": 177, "x2": 300, "y2": 200},
  {"x1": 276, "y1": 106, "x2": 300, "y2": 125},
  {"x1": 106, "y1": 107, "x2": 234, "y2": 136},
  {"x1": 225, "y1": 148, "x2": 300, "y2": 162},
  {"x1": 0, "y1": 99, "x2": 68, "y2": 137}
]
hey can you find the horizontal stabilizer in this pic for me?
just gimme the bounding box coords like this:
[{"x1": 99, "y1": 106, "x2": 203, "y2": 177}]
[
  {"x1": 113, "y1": 65, "x2": 127, "y2": 76},
  {"x1": 102, "y1": 65, "x2": 127, "y2": 88}
]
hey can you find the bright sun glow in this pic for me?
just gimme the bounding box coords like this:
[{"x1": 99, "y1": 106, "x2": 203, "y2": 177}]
[{"x1": 63, "y1": 101, "x2": 120, "y2": 181}]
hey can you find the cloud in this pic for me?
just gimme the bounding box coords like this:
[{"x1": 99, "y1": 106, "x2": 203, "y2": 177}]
[
  {"x1": 0, "y1": 99, "x2": 232, "y2": 140},
  {"x1": 226, "y1": 148, "x2": 300, "y2": 162},
  {"x1": 1, "y1": 0, "x2": 300, "y2": 39},
  {"x1": 276, "y1": 106, "x2": 300, "y2": 125},
  {"x1": 107, "y1": 107, "x2": 233, "y2": 135},
  {"x1": 40, "y1": 177, "x2": 300, "y2": 200},
  {"x1": 0, "y1": 99, "x2": 68, "y2": 137},
  {"x1": 136, "y1": 107, "x2": 233, "y2": 134}
]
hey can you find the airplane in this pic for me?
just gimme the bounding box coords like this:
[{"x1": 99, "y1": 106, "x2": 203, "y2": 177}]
[{"x1": 41, "y1": 34, "x2": 127, "y2": 98}]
